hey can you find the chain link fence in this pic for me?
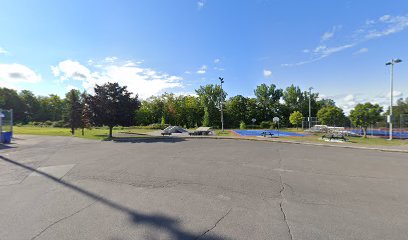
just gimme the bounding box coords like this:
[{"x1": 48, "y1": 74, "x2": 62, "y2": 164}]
[
  {"x1": 346, "y1": 114, "x2": 408, "y2": 139},
  {"x1": 302, "y1": 117, "x2": 320, "y2": 129}
]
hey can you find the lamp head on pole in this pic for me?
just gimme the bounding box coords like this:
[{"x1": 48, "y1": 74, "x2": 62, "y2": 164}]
[{"x1": 386, "y1": 59, "x2": 403, "y2": 65}]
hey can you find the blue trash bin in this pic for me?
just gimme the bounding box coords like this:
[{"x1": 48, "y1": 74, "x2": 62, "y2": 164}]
[{"x1": 1, "y1": 131, "x2": 12, "y2": 144}]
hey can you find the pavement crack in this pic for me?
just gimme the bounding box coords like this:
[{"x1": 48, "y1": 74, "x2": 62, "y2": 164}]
[
  {"x1": 194, "y1": 208, "x2": 232, "y2": 240},
  {"x1": 279, "y1": 175, "x2": 293, "y2": 240},
  {"x1": 277, "y1": 148, "x2": 294, "y2": 240},
  {"x1": 30, "y1": 201, "x2": 97, "y2": 240}
]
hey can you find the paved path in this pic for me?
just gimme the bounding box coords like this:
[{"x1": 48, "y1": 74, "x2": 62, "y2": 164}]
[{"x1": 1, "y1": 135, "x2": 408, "y2": 240}]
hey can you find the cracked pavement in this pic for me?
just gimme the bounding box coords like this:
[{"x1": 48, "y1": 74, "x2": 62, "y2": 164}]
[{"x1": 1, "y1": 135, "x2": 408, "y2": 239}]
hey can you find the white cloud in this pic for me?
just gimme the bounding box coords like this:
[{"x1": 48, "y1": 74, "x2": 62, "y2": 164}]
[
  {"x1": 104, "y1": 56, "x2": 118, "y2": 63},
  {"x1": 196, "y1": 65, "x2": 207, "y2": 74},
  {"x1": 284, "y1": 15, "x2": 408, "y2": 67},
  {"x1": 363, "y1": 15, "x2": 408, "y2": 39},
  {"x1": 321, "y1": 31, "x2": 334, "y2": 41},
  {"x1": 51, "y1": 58, "x2": 183, "y2": 99},
  {"x1": 51, "y1": 60, "x2": 92, "y2": 81},
  {"x1": 321, "y1": 27, "x2": 336, "y2": 42},
  {"x1": 0, "y1": 63, "x2": 42, "y2": 84},
  {"x1": 214, "y1": 58, "x2": 220, "y2": 64},
  {"x1": 331, "y1": 91, "x2": 405, "y2": 115},
  {"x1": 353, "y1": 47, "x2": 369, "y2": 55},
  {"x1": 197, "y1": 0, "x2": 205, "y2": 9},
  {"x1": 379, "y1": 15, "x2": 391, "y2": 22},
  {"x1": 263, "y1": 69, "x2": 272, "y2": 78},
  {"x1": 330, "y1": 94, "x2": 360, "y2": 115},
  {"x1": 0, "y1": 47, "x2": 8, "y2": 55},
  {"x1": 313, "y1": 44, "x2": 354, "y2": 56}
]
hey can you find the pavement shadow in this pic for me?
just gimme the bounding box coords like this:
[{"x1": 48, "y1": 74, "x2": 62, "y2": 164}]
[
  {"x1": 0, "y1": 144, "x2": 15, "y2": 150},
  {"x1": 0, "y1": 155, "x2": 227, "y2": 240}
]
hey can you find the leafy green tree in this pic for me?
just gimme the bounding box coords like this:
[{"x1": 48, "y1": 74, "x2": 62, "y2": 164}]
[
  {"x1": 282, "y1": 85, "x2": 303, "y2": 113},
  {"x1": 254, "y1": 83, "x2": 283, "y2": 121},
  {"x1": 19, "y1": 90, "x2": 40, "y2": 123},
  {"x1": 392, "y1": 98, "x2": 408, "y2": 116},
  {"x1": 0, "y1": 87, "x2": 26, "y2": 122},
  {"x1": 317, "y1": 98, "x2": 336, "y2": 108},
  {"x1": 135, "y1": 106, "x2": 152, "y2": 126},
  {"x1": 180, "y1": 95, "x2": 202, "y2": 128},
  {"x1": 196, "y1": 84, "x2": 226, "y2": 127},
  {"x1": 289, "y1": 111, "x2": 303, "y2": 129},
  {"x1": 239, "y1": 121, "x2": 246, "y2": 129},
  {"x1": 35, "y1": 95, "x2": 64, "y2": 122},
  {"x1": 317, "y1": 106, "x2": 345, "y2": 126},
  {"x1": 88, "y1": 82, "x2": 140, "y2": 138},
  {"x1": 80, "y1": 93, "x2": 93, "y2": 136},
  {"x1": 225, "y1": 95, "x2": 249, "y2": 128},
  {"x1": 349, "y1": 103, "x2": 383, "y2": 138},
  {"x1": 48, "y1": 94, "x2": 64, "y2": 121},
  {"x1": 64, "y1": 89, "x2": 83, "y2": 135}
]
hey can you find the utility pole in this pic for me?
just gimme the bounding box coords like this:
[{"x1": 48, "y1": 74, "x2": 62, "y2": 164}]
[
  {"x1": 385, "y1": 59, "x2": 402, "y2": 140},
  {"x1": 309, "y1": 87, "x2": 313, "y2": 129},
  {"x1": 219, "y1": 77, "x2": 225, "y2": 132}
]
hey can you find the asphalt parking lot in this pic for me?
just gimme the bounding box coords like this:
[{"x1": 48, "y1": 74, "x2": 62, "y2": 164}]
[{"x1": 1, "y1": 135, "x2": 408, "y2": 240}]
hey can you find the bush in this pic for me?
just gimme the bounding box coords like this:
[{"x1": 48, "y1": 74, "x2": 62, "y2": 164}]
[
  {"x1": 239, "y1": 121, "x2": 246, "y2": 129},
  {"x1": 260, "y1": 121, "x2": 273, "y2": 129},
  {"x1": 44, "y1": 120, "x2": 53, "y2": 126},
  {"x1": 52, "y1": 120, "x2": 65, "y2": 128}
]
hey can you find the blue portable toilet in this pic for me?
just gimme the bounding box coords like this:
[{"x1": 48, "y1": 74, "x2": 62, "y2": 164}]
[{"x1": 0, "y1": 109, "x2": 13, "y2": 144}]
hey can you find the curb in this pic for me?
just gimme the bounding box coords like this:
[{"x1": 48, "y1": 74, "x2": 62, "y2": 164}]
[{"x1": 177, "y1": 135, "x2": 408, "y2": 154}]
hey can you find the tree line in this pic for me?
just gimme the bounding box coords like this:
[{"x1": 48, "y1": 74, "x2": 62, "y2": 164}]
[
  {"x1": 1, "y1": 82, "x2": 408, "y2": 138},
  {"x1": 0, "y1": 83, "x2": 139, "y2": 138}
]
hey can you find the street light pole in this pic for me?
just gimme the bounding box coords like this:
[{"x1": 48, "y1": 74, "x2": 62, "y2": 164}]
[
  {"x1": 385, "y1": 59, "x2": 402, "y2": 140},
  {"x1": 309, "y1": 87, "x2": 313, "y2": 129},
  {"x1": 219, "y1": 77, "x2": 225, "y2": 132}
]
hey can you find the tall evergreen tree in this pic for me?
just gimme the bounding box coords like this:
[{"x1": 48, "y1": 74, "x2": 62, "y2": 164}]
[{"x1": 64, "y1": 89, "x2": 82, "y2": 135}]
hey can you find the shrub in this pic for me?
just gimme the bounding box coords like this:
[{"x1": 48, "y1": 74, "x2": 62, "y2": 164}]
[
  {"x1": 44, "y1": 120, "x2": 53, "y2": 126},
  {"x1": 239, "y1": 121, "x2": 246, "y2": 129},
  {"x1": 52, "y1": 120, "x2": 65, "y2": 128},
  {"x1": 289, "y1": 111, "x2": 303, "y2": 129},
  {"x1": 260, "y1": 121, "x2": 272, "y2": 129}
]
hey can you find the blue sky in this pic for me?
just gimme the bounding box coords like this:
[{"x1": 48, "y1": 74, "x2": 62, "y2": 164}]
[{"x1": 1, "y1": 0, "x2": 408, "y2": 113}]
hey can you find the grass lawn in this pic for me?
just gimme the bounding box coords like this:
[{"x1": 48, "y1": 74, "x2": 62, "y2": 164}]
[
  {"x1": 13, "y1": 126, "x2": 408, "y2": 147},
  {"x1": 214, "y1": 130, "x2": 235, "y2": 137},
  {"x1": 226, "y1": 128, "x2": 408, "y2": 147},
  {"x1": 13, "y1": 126, "x2": 154, "y2": 140},
  {"x1": 279, "y1": 133, "x2": 408, "y2": 146}
]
